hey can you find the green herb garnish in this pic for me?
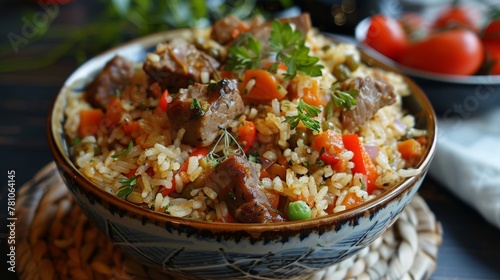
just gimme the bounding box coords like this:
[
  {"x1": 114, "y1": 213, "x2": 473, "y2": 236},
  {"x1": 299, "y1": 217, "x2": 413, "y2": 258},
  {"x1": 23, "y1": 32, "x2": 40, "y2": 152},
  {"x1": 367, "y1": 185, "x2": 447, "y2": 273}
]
[
  {"x1": 206, "y1": 128, "x2": 246, "y2": 167},
  {"x1": 224, "y1": 35, "x2": 262, "y2": 71},
  {"x1": 117, "y1": 176, "x2": 137, "y2": 198},
  {"x1": 283, "y1": 99, "x2": 321, "y2": 132},
  {"x1": 190, "y1": 98, "x2": 207, "y2": 120},
  {"x1": 268, "y1": 20, "x2": 324, "y2": 78},
  {"x1": 112, "y1": 141, "x2": 134, "y2": 158},
  {"x1": 227, "y1": 192, "x2": 236, "y2": 200},
  {"x1": 225, "y1": 20, "x2": 323, "y2": 79},
  {"x1": 248, "y1": 152, "x2": 261, "y2": 164}
]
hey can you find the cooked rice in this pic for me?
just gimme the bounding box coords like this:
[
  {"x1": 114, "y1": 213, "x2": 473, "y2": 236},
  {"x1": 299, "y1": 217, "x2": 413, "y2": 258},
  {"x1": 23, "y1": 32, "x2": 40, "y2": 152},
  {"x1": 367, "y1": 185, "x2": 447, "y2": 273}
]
[{"x1": 63, "y1": 22, "x2": 426, "y2": 223}]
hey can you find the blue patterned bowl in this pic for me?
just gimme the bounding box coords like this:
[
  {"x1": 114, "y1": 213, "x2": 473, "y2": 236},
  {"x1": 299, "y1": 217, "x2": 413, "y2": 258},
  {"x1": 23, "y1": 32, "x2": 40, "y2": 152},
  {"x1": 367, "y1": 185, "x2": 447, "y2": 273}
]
[{"x1": 47, "y1": 29, "x2": 437, "y2": 280}]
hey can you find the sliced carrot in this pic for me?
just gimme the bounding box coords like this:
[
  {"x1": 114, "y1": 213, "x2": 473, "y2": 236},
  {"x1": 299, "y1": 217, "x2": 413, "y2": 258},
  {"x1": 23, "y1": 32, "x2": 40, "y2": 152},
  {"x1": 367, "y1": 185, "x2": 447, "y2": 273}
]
[
  {"x1": 397, "y1": 139, "x2": 423, "y2": 161},
  {"x1": 122, "y1": 120, "x2": 140, "y2": 134},
  {"x1": 240, "y1": 69, "x2": 287, "y2": 100},
  {"x1": 263, "y1": 188, "x2": 280, "y2": 210},
  {"x1": 78, "y1": 109, "x2": 104, "y2": 137},
  {"x1": 267, "y1": 163, "x2": 287, "y2": 180},
  {"x1": 311, "y1": 130, "x2": 344, "y2": 155},
  {"x1": 301, "y1": 79, "x2": 327, "y2": 107},
  {"x1": 238, "y1": 120, "x2": 256, "y2": 152},
  {"x1": 341, "y1": 192, "x2": 364, "y2": 210},
  {"x1": 342, "y1": 134, "x2": 378, "y2": 194},
  {"x1": 105, "y1": 97, "x2": 123, "y2": 128}
]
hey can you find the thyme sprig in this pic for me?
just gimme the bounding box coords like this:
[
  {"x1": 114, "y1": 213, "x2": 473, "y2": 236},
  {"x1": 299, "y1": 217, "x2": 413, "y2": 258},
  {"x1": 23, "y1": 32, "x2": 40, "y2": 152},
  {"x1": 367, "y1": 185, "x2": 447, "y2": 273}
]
[{"x1": 206, "y1": 128, "x2": 246, "y2": 167}]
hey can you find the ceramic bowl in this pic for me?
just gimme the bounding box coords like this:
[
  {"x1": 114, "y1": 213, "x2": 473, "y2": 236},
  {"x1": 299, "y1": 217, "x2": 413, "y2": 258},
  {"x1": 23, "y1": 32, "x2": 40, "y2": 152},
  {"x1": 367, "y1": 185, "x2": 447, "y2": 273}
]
[{"x1": 47, "y1": 29, "x2": 437, "y2": 280}]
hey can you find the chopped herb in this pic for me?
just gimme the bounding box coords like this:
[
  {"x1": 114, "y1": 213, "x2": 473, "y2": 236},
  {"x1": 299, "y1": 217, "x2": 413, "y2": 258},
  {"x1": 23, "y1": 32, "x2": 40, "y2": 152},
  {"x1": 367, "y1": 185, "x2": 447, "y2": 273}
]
[
  {"x1": 269, "y1": 20, "x2": 324, "y2": 79},
  {"x1": 316, "y1": 160, "x2": 325, "y2": 166},
  {"x1": 326, "y1": 84, "x2": 359, "y2": 112},
  {"x1": 225, "y1": 21, "x2": 323, "y2": 79},
  {"x1": 282, "y1": 99, "x2": 321, "y2": 132},
  {"x1": 112, "y1": 141, "x2": 134, "y2": 159},
  {"x1": 359, "y1": 179, "x2": 366, "y2": 191},
  {"x1": 71, "y1": 137, "x2": 82, "y2": 146},
  {"x1": 248, "y1": 152, "x2": 261, "y2": 164},
  {"x1": 206, "y1": 128, "x2": 246, "y2": 167},
  {"x1": 227, "y1": 192, "x2": 236, "y2": 200},
  {"x1": 224, "y1": 35, "x2": 262, "y2": 71},
  {"x1": 117, "y1": 176, "x2": 137, "y2": 198},
  {"x1": 190, "y1": 98, "x2": 206, "y2": 120}
]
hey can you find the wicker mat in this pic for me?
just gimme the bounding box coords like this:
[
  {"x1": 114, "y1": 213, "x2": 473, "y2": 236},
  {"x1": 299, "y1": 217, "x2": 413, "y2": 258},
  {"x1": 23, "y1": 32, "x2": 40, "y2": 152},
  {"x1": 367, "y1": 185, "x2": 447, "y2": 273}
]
[{"x1": 16, "y1": 162, "x2": 443, "y2": 280}]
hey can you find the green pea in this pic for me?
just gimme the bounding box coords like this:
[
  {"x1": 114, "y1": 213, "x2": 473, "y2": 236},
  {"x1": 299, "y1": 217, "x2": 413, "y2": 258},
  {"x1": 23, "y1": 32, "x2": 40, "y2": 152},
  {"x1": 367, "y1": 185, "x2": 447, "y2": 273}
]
[
  {"x1": 287, "y1": 200, "x2": 312, "y2": 221},
  {"x1": 332, "y1": 63, "x2": 351, "y2": 82},
  {"x1": 344, "y1": 53, "x2": 360, "y2": 72},
  {"x1": 288, "y1": 127, "x2": 310, "y2": 149}
]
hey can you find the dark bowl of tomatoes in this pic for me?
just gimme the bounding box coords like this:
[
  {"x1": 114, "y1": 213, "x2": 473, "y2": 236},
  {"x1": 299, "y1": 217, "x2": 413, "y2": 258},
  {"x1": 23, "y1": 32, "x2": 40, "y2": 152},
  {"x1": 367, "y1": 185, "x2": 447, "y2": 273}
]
[{"x1": 354, "y1": 9, "x2": 500, "y2": 118}]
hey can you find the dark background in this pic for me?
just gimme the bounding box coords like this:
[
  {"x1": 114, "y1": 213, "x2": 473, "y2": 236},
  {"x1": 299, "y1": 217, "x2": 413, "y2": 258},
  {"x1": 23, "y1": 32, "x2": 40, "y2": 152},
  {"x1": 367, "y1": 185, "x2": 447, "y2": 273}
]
[{"x1": 1, "y1": 0, "x2": 500, "y2": 279}]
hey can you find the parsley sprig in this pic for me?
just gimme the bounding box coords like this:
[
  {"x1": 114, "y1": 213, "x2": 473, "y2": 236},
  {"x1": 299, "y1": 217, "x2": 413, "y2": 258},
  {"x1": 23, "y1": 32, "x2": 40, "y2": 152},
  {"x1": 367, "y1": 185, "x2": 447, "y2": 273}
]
[
  {"x1": 224, "y1": 36, "x2": 262, "y2": 71},
  {"x1": 283, "y1": 99, "x2": 321, "y2": 133},
  {"x1": 325, "y1": 85, "x2": 359, "y2": 118},
  {"x1": 111, "y1": 141, "x2": 134, "y2": 159},
  {"x1": 117, "y1": 176, "x2": 137, "y2": 198},
  {"x1": 225, "y1": 20, "x2": 324, "y2": 79},
  {"x1": 268, "y1": 20, "x2": 324, "y2": 78}
]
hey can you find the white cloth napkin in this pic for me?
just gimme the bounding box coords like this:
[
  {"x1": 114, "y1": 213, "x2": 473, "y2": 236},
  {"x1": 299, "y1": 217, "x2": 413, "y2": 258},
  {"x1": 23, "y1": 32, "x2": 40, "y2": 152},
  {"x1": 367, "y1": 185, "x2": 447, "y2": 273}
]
[{"x1": 429, "y1": 108, "x2": 500, "y2": 229}]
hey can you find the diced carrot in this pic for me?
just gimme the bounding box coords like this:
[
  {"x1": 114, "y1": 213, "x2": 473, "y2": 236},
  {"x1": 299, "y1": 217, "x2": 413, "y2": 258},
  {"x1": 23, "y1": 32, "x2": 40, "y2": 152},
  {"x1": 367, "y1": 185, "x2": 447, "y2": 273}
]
[
  {"x1": 341, "y1": 192, "x2": 364, "y2": 210},
  {"x1": 342, "y1": 134, "x2": 378, "y2": 194},
  {"x1": 105, "y1": 97, "x2": 123, "y2": 128},
  {"x1": 277, "y1": 155, "x2": 289, "y2": 169},
  {"x1": 311, "y1": 130, "x2": 344, "y2": 155},
  {"x1": 397, "y1": 139, "x2": 423, "y2": 161},
  {"x1": 263, "y1": 189, "x2": 280, "y2": 210},
  {"x1": 122, "y1": 120, "x2": 140, "y2": 134},
  {"x1": 260, "y1": 169, "x2": 271, "y2": 179},
  {"x1": 267, "y1": 163, "x2": 287, "y2": 180},
  {"x1": 301, "y1": 79, "x2": 327, "y2": 107},
  {"x1": 230, "y1": 22, "x2": 250, "y2": 40},
  {"x1": 238, "y1": 120, "x2": 257, "y2": 152},
  {"x1": 78, "y1": 109, "x2": 104, "y2": 137},
  {"x1": 240, "y1": 69, "x2": 287, "y2": 100}
]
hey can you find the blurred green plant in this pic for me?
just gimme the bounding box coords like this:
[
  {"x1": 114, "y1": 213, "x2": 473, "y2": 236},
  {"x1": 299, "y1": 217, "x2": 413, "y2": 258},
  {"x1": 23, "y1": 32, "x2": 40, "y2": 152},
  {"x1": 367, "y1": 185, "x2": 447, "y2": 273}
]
[{"x1": 1, "y1": 0, "x2": 294, "y2": 73}]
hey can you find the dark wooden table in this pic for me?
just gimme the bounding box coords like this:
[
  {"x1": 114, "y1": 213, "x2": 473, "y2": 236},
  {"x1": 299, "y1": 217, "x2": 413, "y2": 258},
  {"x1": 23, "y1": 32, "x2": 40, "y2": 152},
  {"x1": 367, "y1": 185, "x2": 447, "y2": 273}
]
[{"x1": 1, "y1": 1, "x2": 499, "y2": 279}]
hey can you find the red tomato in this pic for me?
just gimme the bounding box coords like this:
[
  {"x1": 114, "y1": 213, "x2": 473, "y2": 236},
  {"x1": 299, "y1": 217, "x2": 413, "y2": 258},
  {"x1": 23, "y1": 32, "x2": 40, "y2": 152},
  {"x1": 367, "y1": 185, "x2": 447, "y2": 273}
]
[
  {"x1": 482, "y1": 39, "x2": 500, "y2": 75},
  {"x1": 399, "y1": 29, "x2": 484, "y2": 75},
  {"x1": 364, "y1": 14, "x2": 408, "y2": 61},
  {"x1": 482, "y1": 20, "x2": 500, "y2": 41},
  {"x1": 398, "y1": 12, "x2": 427, "y2": 38},
  {"x1": 432, "y1": 5, "x2": 479, "y2": 32}
]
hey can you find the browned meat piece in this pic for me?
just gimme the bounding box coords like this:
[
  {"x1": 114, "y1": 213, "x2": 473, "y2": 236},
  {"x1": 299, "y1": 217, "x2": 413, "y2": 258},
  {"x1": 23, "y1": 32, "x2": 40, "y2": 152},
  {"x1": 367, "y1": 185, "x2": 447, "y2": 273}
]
[
  {"x1": 167, "y1": 79, "x2": 244, "y2": 147},
  {"x1": 211, "y1": 15, "x2": 249, "y2": 45},
  {"x1": 83, "y1": 55, "x2": 134, "y2": 109},
  {"x1": 340, "y1": 77, "x2": 397, "y2": 132},
  {"x1": 205, "y1": 155, "x2": 285, "y2": 223},
  {"x1": 143, "y1": 38, "x2": 220, "y2": 93}
]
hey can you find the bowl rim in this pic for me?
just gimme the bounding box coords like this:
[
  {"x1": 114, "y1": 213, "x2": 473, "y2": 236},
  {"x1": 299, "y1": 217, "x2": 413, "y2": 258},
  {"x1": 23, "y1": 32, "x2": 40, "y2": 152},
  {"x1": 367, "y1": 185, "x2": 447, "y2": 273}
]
[
  {"x1": 47, "y1": 28, "x2": 438, "y2": 232},
  {"x1": 355, "y1": 16, "x2": 500, "y2": 85}
]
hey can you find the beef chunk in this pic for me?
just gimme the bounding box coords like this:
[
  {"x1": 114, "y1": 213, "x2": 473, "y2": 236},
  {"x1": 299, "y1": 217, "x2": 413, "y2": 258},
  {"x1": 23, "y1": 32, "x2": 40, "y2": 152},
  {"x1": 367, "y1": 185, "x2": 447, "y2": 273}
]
[
  {"x1": 340, "y1": 77, "x2": 397, "y2": 132},
  {"x1": 205, "y1": 155, "x2": 285, "y2": 223},
  {"x1": 211, "y1": 15, "x2": 249, "y2": 45},
  {"x1": 143, "y1": 38, "x2": 220, "y2": 93},
  {"x1": 167, "y1": 79, "x2": 244, "y2": 147},
  {"x1": 84, "y1": 55, "x2": 134, "y2": 109}
]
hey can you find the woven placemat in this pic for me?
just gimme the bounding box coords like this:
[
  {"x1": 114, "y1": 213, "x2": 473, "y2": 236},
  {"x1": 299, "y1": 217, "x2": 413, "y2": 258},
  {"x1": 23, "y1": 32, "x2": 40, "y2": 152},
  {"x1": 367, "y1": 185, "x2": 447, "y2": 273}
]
[{"x1": 17, "y1": 162, "x2": 443, "y2": 280}]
